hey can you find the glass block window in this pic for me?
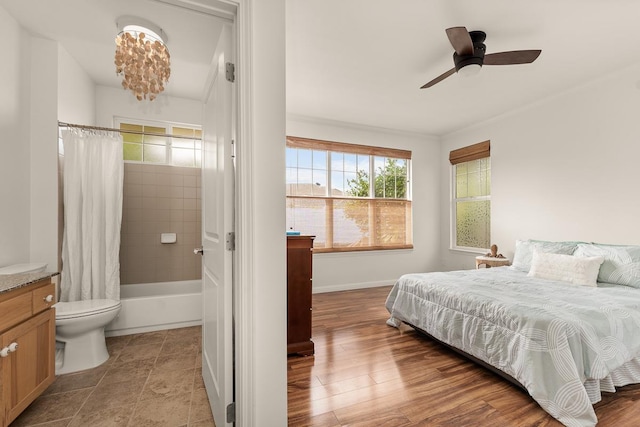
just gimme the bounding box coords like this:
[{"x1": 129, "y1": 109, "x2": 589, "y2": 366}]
[
  {"x1": 116, "y1": 119, "x2": 202, "y2": 168},
  {"x1": 286, "y1": 136, "x2": 412, "y2": 253},
  {"x1": 450, "y1": 141, "x2": 491, "y2": 251}
]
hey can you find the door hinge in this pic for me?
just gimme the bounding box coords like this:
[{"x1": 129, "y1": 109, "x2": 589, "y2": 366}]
[
  {"x1": 225, "y1": 62, "x2": 235, "y2": 83},
  {"x1": 226, "y1": 232, "x2": 236, "y2": 251},
  {"x1": 226, "y1": 402, "x2": 236, "y2": 423}
]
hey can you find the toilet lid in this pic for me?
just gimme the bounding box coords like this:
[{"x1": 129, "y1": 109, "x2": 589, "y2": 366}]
[{"x1": 55, "y1": 299, "x2": 121, "y2": 319}]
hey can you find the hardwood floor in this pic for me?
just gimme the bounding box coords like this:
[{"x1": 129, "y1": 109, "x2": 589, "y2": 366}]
[{"x1": 287, "y1": 286, "x2": 640, "y2": 426}]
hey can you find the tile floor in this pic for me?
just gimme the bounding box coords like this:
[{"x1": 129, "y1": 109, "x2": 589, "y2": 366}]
[{"x1": 11, "y1": 326, "x2": 215, "y2": 427}]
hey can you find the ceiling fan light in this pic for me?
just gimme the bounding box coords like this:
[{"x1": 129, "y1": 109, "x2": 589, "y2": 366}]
[{"x1": 458, "y1": 63, "x2": 481, "y2": 78}]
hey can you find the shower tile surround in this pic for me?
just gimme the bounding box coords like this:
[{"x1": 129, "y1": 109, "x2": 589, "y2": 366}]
[
  {"x1": 10, "y1": 326, "x2": 214, "y2": 427},
  {"x1": 120, "y1": 163, "x2": 202, "y2": 285}
]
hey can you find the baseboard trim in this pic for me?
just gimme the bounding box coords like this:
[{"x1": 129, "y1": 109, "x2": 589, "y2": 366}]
[{"x1": 312, "y1": 280, "x2": 394, "y2": 294}]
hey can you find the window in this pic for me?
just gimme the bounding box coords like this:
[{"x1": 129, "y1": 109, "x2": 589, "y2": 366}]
[
  {"x1": 116, "y1": 118, "x2": 202, "y2": 168},
  {"x1": 450, "y1": 141, "x2": 491, "y2": 251},
  {"x1": 286, "y1": 136, "x2": 412, "y2": 253}
]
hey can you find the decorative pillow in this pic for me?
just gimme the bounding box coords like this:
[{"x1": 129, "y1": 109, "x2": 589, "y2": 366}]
[
  {"x1": 511, "y1": 240, "x2": 579, "y2": 272},
  {"x1": 574, "y1": 243, "x2": 640, "y2": 288},
  {"x1": 527, "y1": 251, "x2": 604, "y2": 287}
]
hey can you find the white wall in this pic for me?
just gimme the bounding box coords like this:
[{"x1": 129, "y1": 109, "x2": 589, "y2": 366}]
[
  {"x1": 29, "y1": 37, "x2": 59, "y2": 271},
  {"x1": 287, "y1": 116, "x2": 442, "y2": 292},
  {"x1": 0, "y1": 6, "x2": 31, "y2": 267},
  {"x1": 58, "y1": 47, "x2": 96, "y2": 125},
  {"x1": 0, "y1": 10, "x2": 93, "y2": 273},
  {"x1": 96, "y1": 85, "x2": 202, "y2": 127},
  {"x1": 439, "y1": 62, "x2": 640, "y2": 271}
]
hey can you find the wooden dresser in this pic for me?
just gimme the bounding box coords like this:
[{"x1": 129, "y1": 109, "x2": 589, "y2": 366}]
[{"x1": 287, "y1": 235, "x2": 314, "y2": 356}]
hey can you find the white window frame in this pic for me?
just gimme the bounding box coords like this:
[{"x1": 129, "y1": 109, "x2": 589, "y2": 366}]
[
  {"x1": 286, "y1": 136, "x2": 413, "y2": 253},
  {"x1": 114, "y1": 117, "x2": 202, "y2": 168},
  {"x1": 450, "y1": 157, "x2": 491, "y2": 253}
]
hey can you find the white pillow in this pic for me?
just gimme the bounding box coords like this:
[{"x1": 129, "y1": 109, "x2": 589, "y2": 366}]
[{"x1": 527, "y1": 251, "x2": 604, "y2": 287}]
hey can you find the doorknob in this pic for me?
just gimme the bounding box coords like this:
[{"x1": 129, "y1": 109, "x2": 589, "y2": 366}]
[{"x1": 194, "y1": 247, "x2": 204, "y2": 255}]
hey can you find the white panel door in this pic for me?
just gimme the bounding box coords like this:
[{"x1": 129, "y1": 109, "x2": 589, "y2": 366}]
[{"x1": 201, "y1": 22, "x2": 234, "y2": 427}]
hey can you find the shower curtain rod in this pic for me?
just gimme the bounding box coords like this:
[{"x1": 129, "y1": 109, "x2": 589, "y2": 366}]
[{"x1": 58, "y1": 121, "x2": 202, "y2": 141}]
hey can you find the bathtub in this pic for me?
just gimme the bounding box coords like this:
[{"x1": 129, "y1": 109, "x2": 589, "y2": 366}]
[{"x1": 105, "y1": 280, "x2": 202, "y2": 337}]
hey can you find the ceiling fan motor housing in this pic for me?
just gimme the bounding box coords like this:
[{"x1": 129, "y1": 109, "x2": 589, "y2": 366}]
[{"x1": 453, "y1": 30, "x2": 486, "y2": 71}]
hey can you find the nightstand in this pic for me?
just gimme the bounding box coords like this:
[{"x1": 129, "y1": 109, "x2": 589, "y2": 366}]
[{"x1": 475, "y1": 256, "x2": 511, "y2": 269}]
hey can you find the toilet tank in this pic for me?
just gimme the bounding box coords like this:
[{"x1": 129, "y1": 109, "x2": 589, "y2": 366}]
[{"x1": 0, "y1": 263, "x2": 48, "y2": 275}]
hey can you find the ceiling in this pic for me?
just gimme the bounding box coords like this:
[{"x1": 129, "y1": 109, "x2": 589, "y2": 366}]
[
  {"x1": 0, "y1": 0, "x2": 227, "y2": 101},
  {"x1": 286, "y1": 0, "x2": 640, "y2": 136},
  {"x1": 3, "y1": 1, "x2": 640, "y2": 136}
]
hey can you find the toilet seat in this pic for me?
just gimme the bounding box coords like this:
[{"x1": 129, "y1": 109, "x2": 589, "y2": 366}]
[{"x1": 55, "y1": 299, "x2": 121, "y2": 320}]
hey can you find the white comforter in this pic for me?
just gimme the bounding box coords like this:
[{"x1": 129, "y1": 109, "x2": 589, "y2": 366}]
[{"x1": 385, "y1": 267, "x2": 640, "y2": 427}]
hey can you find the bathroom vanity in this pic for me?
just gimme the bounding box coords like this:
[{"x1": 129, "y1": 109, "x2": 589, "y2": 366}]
[{"x1": 0, "y1": 272, "x2": 57, "y2": 427}]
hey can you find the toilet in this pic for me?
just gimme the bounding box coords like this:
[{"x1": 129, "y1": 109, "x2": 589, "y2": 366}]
[
  {"x1": 54, "y1": 298, "x2": 121, "y2": 375},
  {"x1": 0, "y1": 262, "x2": 121, "y2": 375}
]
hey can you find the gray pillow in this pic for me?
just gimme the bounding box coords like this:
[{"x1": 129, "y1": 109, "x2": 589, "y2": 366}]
[
  {"x1": 511, "y1": 239, "x2": 579, "y2": 272},
  {"x1": 574, "y1": 243, "x2": 640, "y2": 288}
]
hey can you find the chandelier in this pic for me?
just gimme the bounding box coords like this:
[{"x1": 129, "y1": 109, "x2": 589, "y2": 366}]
[{"x1": 114, "y1": 17, "x2": 171, "y2": 101}]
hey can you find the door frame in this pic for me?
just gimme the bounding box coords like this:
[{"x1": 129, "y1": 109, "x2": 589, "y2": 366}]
[
  {"x1": 230, "y1": 2, "x2": 254, "y2": 425},
  {"x1": 233, "y1": 1, "x2": 288, "y2": 424},
  {"x1": 187, "y1": 0, "x2": 286, "y2": 425},
  {"x1": 194, "y1": 1, "x2": 256, "y2": 425}
]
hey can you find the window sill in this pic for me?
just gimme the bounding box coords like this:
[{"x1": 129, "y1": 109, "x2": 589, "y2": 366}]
[
  {"x1": 448, "y1": 247, "x2": 487, "y2": 256},
  {"x1": 314, "y1": 245, "x2": 413, "y2": 255}
]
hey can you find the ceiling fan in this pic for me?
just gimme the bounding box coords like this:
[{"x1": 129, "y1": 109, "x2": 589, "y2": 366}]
[{"x1": 421, "y1": 26, "x2": 541, "y2": 89}]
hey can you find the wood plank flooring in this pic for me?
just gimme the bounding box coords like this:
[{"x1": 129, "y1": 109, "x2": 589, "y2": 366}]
[{"x1": 288, "y1": 286, "x2": 640, "y2": 426}]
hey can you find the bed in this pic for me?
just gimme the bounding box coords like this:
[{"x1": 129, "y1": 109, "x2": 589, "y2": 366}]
[{"x1": 385, "y1": 240, "x2": 640, "y2": 427}]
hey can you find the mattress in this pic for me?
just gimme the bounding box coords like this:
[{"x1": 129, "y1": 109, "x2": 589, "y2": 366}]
[{"x1": 385, "y1": 267, "x2": 640, "y2": 427}]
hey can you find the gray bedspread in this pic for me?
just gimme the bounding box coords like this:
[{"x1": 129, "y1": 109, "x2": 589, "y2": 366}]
[{"x1": 385, "y1": 267, "x2": 640, "y2": 427}]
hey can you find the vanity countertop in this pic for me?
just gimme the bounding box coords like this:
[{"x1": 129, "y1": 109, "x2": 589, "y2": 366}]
[{"x1": 0, "y1": 272, "x2": 59, "y2": 295}]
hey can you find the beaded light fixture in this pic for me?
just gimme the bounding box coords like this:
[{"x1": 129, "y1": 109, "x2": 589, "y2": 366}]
[{"x1": 114, "y1": 17, "x2": 170, "y2": 101}]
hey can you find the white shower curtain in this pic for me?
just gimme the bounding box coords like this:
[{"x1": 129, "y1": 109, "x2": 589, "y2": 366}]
[{"x1": 60, "y1": 129, "x2": 123, "y2": 302}]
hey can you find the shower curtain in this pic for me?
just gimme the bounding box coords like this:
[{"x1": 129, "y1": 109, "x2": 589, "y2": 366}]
[{"x1": 60, "y1": 129, "x2": 123, "y2": 302}]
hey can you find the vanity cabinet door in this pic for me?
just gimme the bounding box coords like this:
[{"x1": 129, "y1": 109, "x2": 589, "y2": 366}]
[{"x1": 1, "y1": 308, "x2": 56, "y2": 425}]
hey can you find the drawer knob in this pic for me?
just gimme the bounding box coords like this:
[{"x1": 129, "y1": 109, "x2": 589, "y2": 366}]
[
  {"x1": 0, "y1": 342, "x2": 18, "y2": 358},
  {"x1": 44, "y1": 294, "x2": 54, "y2": 303}
]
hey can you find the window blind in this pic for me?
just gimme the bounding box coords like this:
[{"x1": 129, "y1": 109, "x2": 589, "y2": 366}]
[
  {"x1": 449, "y1": 140, "x2": 490, "y2": 165},
  {"x1": 287, "y1": 136, "x2": 411, "y2": 159}
]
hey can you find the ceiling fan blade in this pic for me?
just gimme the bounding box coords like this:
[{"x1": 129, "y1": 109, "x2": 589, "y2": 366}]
[
  {"x1": 446, "y1": 27, "x2": 473, "y2": 56},
  {"x1": 484, "y1": 50, "x2": 541, "y2": 65},
  {"x1": 421, "y1": 68, "x2": 456, "y2": 89}
]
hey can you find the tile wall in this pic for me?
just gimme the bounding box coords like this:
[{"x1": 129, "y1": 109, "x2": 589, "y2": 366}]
[{"x1": 120, "y1": 163, "x2": 202, "y2": 284}]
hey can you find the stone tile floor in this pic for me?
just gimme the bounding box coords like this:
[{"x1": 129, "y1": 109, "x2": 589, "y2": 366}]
[{"x1": 11, "y1": 326, "x2": 215, "y2": 427}]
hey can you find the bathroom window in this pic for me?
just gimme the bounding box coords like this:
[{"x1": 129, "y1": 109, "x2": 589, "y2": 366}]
[{"x1": 116, "y1": 118, "x2": 202, "y2": 168}]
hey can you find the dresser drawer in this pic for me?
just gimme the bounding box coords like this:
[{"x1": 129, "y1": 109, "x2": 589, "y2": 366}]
[
  {"x1": 32, "y1": 283, "x2": 56, "y2": 314},
  {"x1": 0, "y1": 292, "x2": 32, "y2": 333}
]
